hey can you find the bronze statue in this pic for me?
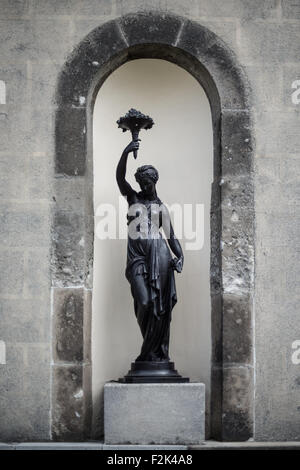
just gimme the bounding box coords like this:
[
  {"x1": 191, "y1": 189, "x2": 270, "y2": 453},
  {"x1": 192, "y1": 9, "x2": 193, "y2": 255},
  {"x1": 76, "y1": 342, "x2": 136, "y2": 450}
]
[{"x1": 116, "y1": 109, "x2": 188, "y2": 382}]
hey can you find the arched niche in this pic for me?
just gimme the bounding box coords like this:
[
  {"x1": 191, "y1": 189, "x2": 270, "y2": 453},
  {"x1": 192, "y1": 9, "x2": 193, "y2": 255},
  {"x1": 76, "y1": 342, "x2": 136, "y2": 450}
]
[
  {"x1": 51, "y1": 11, "x2": 254, "y2": 442},
  {"x1": 92, "y1": 58, "x2": 214, "y2": 438}
]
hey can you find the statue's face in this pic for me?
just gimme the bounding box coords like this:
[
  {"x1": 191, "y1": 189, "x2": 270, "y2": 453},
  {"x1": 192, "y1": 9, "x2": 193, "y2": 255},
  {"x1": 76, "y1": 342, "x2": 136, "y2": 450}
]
[{"x1": 140, "y1": 177, "x2": 155, "y2": 196}]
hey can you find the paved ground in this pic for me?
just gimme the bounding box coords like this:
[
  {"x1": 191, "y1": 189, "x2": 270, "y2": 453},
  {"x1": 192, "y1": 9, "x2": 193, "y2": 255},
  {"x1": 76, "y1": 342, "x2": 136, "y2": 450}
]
[
  {"x1": 1, "y1": 441, "x2": 300, "y2": 450},
  {"x1": 190, "y1": 441, "x2": 300, "y2": 450}
]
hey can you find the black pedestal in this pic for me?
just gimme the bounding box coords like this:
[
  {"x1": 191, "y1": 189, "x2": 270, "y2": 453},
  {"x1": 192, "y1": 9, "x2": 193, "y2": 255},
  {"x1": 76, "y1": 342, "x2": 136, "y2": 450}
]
[{"x1": 119, "y1": 361, "x2": 189, "y2": 383}]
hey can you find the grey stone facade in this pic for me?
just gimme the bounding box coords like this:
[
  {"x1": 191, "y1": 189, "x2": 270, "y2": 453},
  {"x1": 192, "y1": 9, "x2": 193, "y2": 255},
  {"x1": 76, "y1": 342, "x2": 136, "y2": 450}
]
[{"x1": 0, "y1": 0, "x2": 299, "y2": 443}]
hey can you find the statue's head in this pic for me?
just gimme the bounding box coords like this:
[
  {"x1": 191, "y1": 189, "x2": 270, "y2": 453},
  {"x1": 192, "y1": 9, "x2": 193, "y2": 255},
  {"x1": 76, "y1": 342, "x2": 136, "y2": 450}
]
[{"x1": 135, "y1": 165, "x2": 159, "y2": 197}]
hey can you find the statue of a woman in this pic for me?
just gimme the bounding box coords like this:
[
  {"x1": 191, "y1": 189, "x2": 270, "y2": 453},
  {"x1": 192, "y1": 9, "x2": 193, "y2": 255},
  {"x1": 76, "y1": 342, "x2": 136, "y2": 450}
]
[{"x1": 116, "y1": 139, "x2": 184, "y2": 369}]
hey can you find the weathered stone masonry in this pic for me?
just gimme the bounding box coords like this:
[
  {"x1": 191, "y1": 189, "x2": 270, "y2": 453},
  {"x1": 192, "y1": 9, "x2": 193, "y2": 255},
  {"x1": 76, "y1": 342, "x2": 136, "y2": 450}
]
[{"x1": 54, "y1": 11, "x2": 255, "y2": 441}]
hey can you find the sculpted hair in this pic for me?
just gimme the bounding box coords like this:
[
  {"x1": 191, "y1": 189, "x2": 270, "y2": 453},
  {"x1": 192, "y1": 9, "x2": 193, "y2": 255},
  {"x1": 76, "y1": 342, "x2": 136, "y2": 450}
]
[{"x1": 134, "y1": 165, "x2": 159, "y2": 184}]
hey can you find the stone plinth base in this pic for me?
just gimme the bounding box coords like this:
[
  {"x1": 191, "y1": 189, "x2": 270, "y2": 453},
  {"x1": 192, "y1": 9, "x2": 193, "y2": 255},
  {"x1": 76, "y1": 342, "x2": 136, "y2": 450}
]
[{"x1": 104, "y1": 382, "x2": 205, "y2": 445}]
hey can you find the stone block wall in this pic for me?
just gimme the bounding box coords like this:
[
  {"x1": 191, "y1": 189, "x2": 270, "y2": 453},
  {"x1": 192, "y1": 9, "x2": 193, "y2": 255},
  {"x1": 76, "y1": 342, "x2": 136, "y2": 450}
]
[{"x1": 0, "y1": 0, "x2": 299, "y2": 441}]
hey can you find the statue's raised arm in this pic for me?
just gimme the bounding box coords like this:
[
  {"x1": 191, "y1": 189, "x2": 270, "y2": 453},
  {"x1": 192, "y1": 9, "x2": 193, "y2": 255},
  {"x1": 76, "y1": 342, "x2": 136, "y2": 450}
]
[{"x1": 116, "y1": 140, "x2": 139, "y2": 199}]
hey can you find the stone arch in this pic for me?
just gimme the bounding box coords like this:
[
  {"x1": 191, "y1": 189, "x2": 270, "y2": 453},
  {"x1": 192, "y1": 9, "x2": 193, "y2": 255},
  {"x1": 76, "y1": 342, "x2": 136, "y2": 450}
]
[{"x1": 51, "y1": 12, "x2": 254, "y2": 442}]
